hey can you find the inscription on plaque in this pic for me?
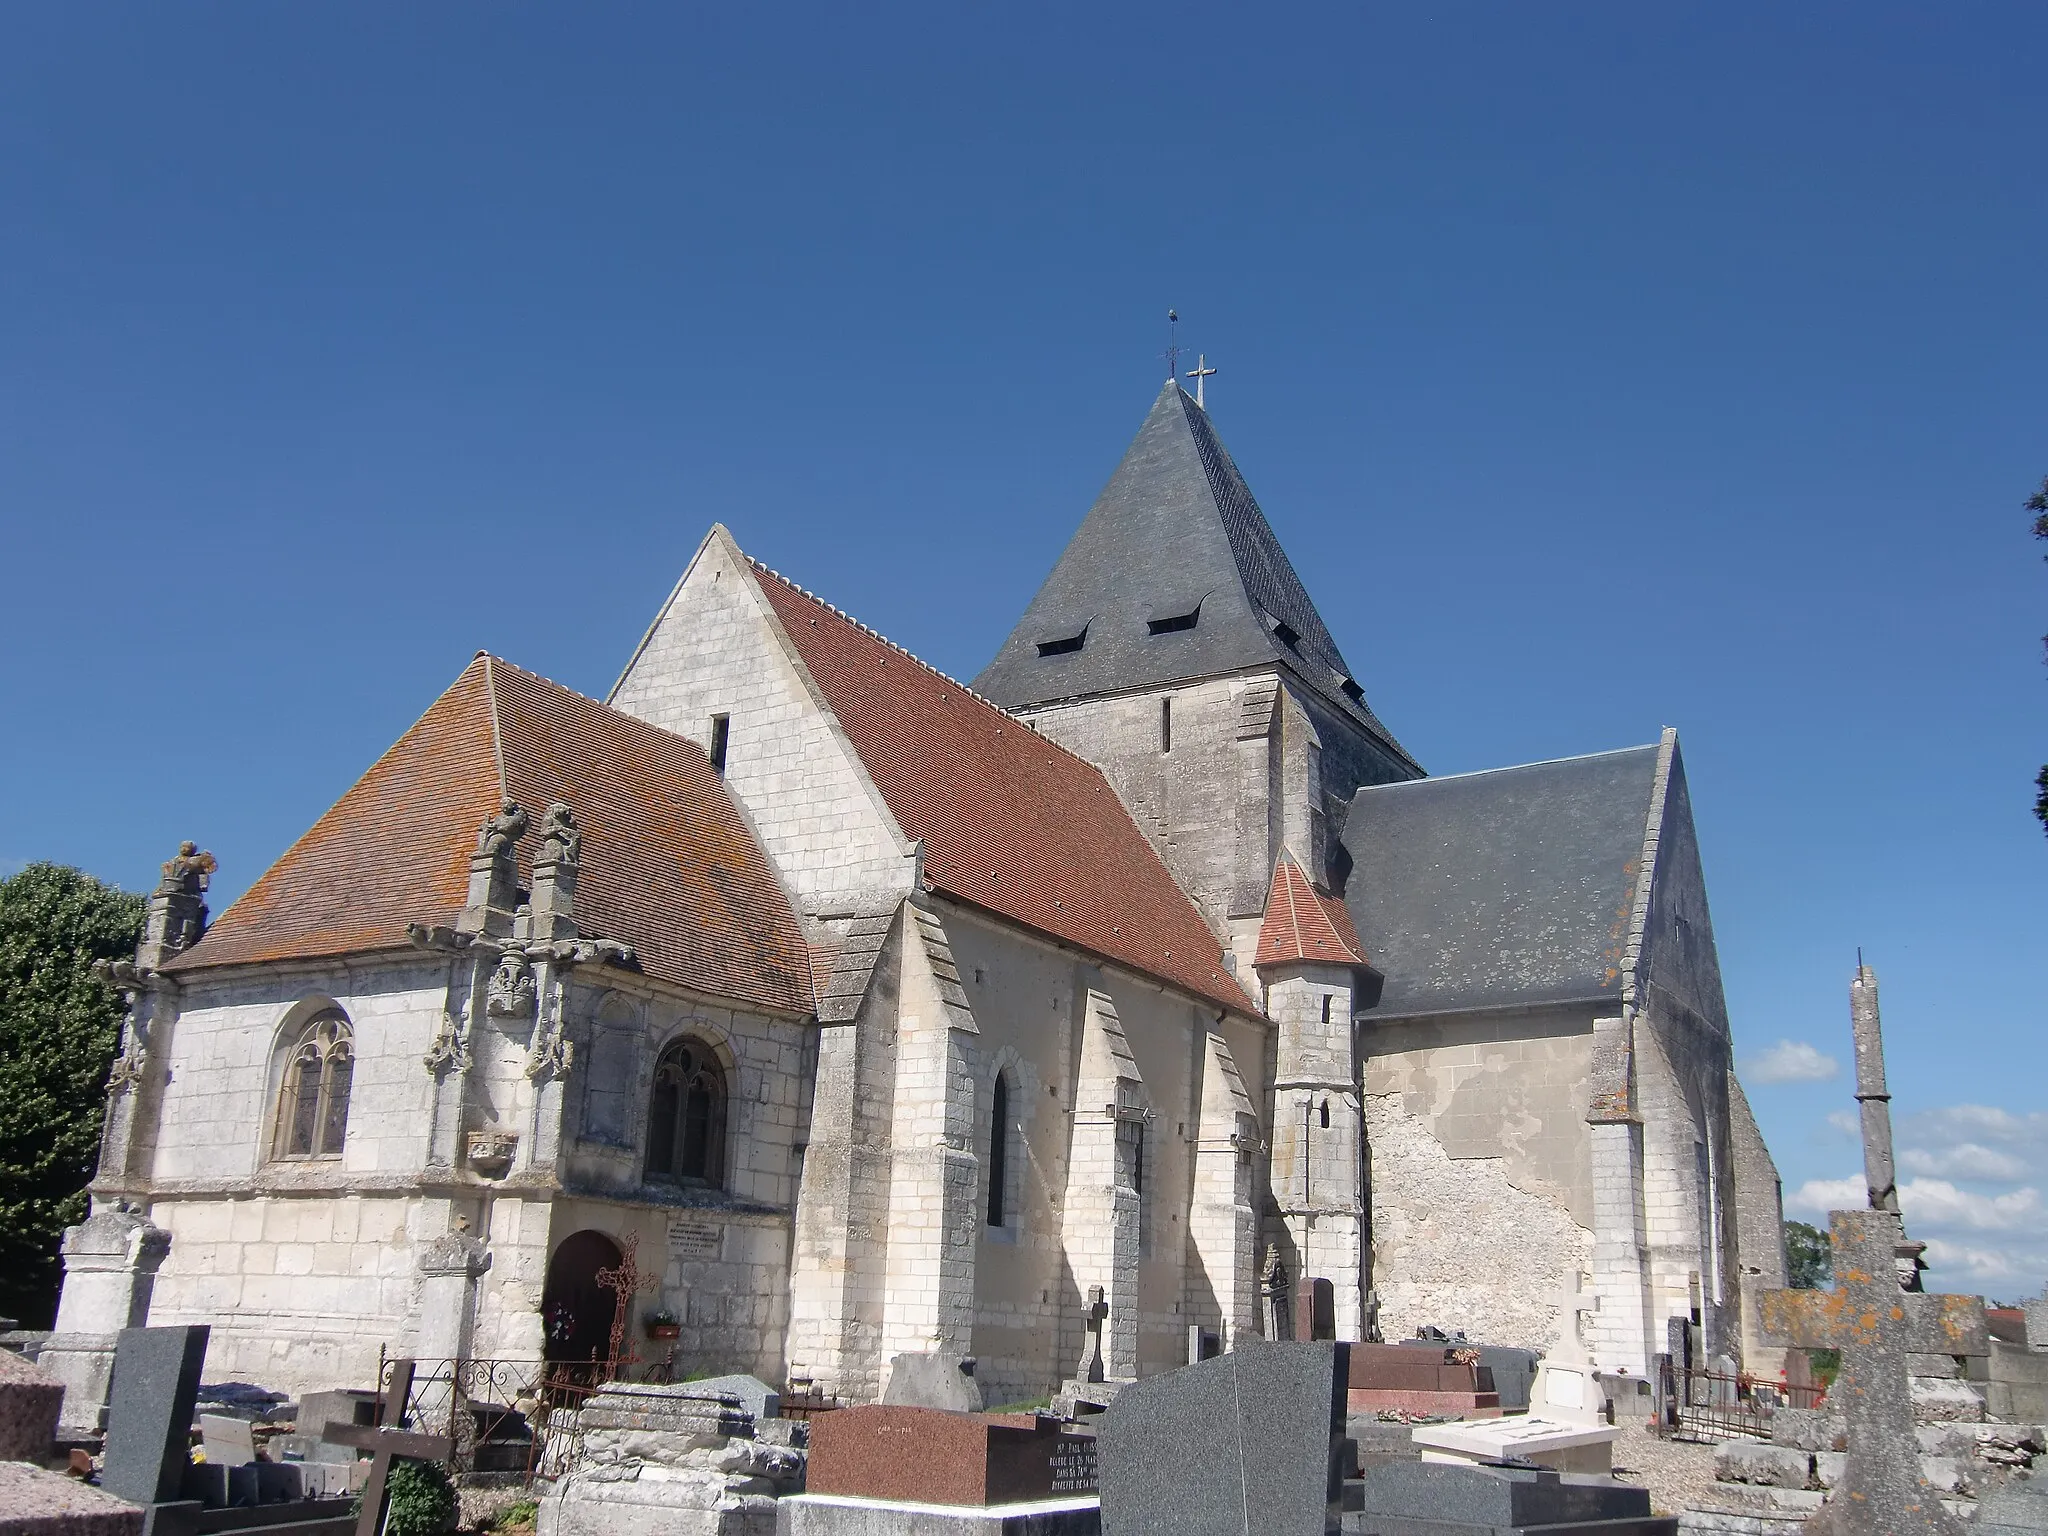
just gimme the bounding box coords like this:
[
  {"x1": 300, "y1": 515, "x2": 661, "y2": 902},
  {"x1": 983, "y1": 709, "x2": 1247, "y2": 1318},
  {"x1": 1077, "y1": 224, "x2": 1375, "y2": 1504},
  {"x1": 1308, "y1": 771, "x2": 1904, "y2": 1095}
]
[
  {"x1": 1050, "y1": 1434, "x2": 1098, "y2": 1494},
  {"x1": 668, "y1": 1220, "x2": 721, "y2": 1262}
]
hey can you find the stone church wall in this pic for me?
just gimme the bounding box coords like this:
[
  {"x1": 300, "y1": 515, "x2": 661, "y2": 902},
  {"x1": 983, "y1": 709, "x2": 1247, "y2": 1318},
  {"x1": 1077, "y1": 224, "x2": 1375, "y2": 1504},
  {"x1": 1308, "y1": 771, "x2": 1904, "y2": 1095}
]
[
  {"x1": 938, "y1": 903, "x2": 1270, "y2": 1409},
  {"x1": 610, "y1": 530, "x2": 914, "y2": 917},
  {"x1": 1359, "y1": 1005, "x2": 1597, "y2": 1348}
]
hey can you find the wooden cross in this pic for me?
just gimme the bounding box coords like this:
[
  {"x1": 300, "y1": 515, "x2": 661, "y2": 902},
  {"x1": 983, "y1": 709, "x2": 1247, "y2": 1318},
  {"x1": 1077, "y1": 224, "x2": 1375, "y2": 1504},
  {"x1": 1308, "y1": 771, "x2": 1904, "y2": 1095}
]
[
  {"x1": 1080, "y1": 1285, "x2": 1109, "y2": 1384},
  {"x1": 1184, "y1": 354, "x2": 1217, "y2": 408},
  {"x1": 1761, "y1": 1210, "x2": 1987, "y2": 1535},
  {"x1": 594, "y1": 1231, "x2": 658, "y2": 1367},
  {"x1": 328, "y1": 1360, "x2": 453, "y2": 1536}
]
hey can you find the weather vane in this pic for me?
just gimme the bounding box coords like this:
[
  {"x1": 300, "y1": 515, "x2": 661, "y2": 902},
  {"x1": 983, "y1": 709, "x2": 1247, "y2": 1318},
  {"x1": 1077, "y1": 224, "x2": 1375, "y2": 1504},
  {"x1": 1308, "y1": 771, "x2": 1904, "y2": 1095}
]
[{"x1": 1166, "y1": 309, "x2": 1180, "y2": 383}]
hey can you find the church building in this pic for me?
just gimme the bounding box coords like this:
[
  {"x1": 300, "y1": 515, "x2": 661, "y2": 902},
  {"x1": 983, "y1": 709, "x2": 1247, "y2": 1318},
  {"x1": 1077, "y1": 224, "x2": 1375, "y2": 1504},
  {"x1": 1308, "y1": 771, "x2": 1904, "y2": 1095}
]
[{"x1": 52, "y1": 379, "x2": 1784, "y2": 1423}]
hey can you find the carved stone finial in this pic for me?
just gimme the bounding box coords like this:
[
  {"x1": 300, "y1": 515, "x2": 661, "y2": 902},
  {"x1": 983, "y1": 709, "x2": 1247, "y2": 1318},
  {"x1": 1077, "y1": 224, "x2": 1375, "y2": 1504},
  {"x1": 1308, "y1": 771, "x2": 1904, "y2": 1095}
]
[
  {"x1": 539, "y1": 804, "x2": 580, "y2": 866},
  {"x1": 156, "y1": 841, "x2": 216, "y2": 897},
  {"x1": 477, "y1": 801, "x2": 530, "y2": 858}
]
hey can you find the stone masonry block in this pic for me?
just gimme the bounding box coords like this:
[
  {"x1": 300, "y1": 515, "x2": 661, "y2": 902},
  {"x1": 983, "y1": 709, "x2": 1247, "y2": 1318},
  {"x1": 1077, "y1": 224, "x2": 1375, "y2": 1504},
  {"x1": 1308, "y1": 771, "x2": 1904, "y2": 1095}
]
[{"x1": 1714, "y1": 1442, "x2": 1812, "y2": 1489}]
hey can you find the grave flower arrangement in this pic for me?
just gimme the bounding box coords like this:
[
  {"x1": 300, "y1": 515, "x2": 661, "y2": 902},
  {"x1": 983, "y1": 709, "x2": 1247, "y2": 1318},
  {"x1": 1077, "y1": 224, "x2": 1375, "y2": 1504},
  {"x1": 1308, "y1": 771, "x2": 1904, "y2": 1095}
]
[{"x1": 644, "y1": 1307, "x2": 682, "y2": 1340}]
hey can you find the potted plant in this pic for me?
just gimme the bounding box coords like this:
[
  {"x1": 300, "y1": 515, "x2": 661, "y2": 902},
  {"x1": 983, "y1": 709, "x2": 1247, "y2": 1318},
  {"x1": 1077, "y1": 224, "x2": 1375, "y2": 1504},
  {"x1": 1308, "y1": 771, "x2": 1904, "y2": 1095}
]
[{"x1": 644, "y1": 1307, "x2": 681, "y2": 1341}]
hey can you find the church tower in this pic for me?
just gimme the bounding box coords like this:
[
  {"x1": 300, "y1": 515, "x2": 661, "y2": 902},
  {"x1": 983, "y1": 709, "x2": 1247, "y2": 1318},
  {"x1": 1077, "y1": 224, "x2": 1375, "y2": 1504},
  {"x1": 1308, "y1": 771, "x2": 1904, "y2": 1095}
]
[
  {"x1": 973, "y1": 381, "x2": 1420, "y2": 969},
  {"x1": 975, "y1": 382, "x2": 1418, "y2": 1330}
]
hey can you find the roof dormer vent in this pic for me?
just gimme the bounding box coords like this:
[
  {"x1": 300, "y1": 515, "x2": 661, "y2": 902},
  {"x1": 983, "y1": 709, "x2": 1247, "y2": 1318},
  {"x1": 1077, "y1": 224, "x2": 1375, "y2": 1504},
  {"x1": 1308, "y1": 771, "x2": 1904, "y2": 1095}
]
[
  {"x1": 1147, "y1": 601, "x2": 1202, "y2": 636},
  {"x1": 1037, "y1": 626, "x2": 1088, "y2": 658}
]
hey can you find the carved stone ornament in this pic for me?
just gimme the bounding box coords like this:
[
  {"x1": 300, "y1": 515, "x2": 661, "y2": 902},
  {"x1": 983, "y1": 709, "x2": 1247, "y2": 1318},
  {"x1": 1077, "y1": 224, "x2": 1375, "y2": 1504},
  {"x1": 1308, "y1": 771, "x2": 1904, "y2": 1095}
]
[
  {"x1": 92, "y1": 957, "x2": 154, "y2": 996},
  {"x1": 105, "y1": 1052, "x2": 148, "y2": 1097},
  {"x1": 465, "y1": 1129, "x2": 519, "y2": 1177},
  {"x1": 525, "y1": 1028, "x2": 574, "y2": 1082},
  {"x1": 407, "y1": 923, "x2": 474, "y2": 952},
  {"x1": 487, "y1": 951, "x2": 537, "y2": 1019},
  {"x1": 157, "y1": 841, "x2": 217, "y2": 896},
  {"x1": 422, "y1": 1018, "x2": 469, "y2": 1075},
  {"x1": 417, "y1": 1231, "x2": 493, "y2": 1280},
  {"x1": 476, "y1": 800, "x2": 530, "y2": 858},
  {"x1": 538, "y1": 803, "x2": 580, "y2": 865}
]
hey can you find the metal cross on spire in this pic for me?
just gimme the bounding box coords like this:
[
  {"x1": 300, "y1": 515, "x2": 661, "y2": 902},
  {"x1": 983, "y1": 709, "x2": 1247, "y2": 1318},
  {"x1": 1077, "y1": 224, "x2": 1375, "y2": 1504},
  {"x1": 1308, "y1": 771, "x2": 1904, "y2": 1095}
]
[{"x1": 1185, "y1": 354, "x2": 1217, "y2": 408}]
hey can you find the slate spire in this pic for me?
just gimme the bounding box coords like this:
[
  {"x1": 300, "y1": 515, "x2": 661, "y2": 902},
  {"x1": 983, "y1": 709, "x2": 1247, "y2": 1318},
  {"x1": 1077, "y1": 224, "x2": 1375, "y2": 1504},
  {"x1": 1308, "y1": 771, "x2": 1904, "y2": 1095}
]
[{"x1": 974, "y1": 383, "x2": 1413, "y2": 768}]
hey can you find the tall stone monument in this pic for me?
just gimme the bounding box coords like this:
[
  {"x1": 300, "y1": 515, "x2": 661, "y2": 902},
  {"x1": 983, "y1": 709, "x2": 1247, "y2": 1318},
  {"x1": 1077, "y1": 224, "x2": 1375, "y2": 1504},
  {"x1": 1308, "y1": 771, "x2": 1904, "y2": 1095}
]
[{"x1": 1849, "y1": 961, "x2": 1924, "y2": 1291}]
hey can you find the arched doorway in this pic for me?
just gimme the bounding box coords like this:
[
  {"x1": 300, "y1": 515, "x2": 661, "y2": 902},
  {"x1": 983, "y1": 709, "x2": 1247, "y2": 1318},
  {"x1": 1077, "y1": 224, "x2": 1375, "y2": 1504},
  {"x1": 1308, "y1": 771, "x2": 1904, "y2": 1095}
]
[{"x1": 541, "y1": 1230, "x2": 623, "y2": 1367}]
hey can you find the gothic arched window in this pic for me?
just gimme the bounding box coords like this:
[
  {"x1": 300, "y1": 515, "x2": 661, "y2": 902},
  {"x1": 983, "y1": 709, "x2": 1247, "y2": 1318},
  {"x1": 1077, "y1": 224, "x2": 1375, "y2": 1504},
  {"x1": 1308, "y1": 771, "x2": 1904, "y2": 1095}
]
[
  {"x1": 646, "y1": 1039, "x2": 725, "y2": 1186},
  {"x1": 271, "y1": 1013, "x2": 354, "y2": 1160},
  {"x1": 986, "y1": 1072, "x2": 1011, "y2": 1227}
]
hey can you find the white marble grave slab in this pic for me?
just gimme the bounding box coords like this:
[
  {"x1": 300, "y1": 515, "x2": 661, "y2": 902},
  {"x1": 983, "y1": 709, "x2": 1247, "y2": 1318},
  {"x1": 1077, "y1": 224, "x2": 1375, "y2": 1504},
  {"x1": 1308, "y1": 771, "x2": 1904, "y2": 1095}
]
[{"x1": 1411, "y1": 1414, "x2": 1619, "y2": 1475}]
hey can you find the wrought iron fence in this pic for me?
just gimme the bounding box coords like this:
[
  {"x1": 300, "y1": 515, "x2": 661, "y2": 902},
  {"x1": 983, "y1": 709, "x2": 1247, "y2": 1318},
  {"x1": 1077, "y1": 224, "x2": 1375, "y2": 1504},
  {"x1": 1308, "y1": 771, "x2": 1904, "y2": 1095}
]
[{"x1": 1653, "y1": 1354, "x2": 1827, "y2": 1441}]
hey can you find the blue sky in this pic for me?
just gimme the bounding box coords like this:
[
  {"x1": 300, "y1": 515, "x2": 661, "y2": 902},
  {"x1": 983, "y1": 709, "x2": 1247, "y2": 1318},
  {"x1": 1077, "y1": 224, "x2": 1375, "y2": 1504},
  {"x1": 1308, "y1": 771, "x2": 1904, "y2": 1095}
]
[{"x1": 2, "y1": 5, "x2": 2042, "y2": 1298}]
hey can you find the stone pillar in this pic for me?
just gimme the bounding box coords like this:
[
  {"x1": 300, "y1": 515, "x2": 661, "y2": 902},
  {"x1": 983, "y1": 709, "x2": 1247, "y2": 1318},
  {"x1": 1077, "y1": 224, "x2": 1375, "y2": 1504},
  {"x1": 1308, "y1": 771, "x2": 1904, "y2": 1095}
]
[
  {"x1": 519, "y1": 804, "x2": 582, "y2": 1179},
  {"x1": 42, "y1": 1205, "x2": 171, "y2": 1433},
  {"x1": 415, "y1": 1232, "x2": 493, "y2": 1364},
  {"x1": 1230, "y1": 678, "x2": 1281, "y2": 919},
  {"x1": 1060, "y1": 989, "x2": 1145, "y2": 1379},
  {"x1": 1263, "y1": 964, "x2": 1365, "y2": 1340},
  {"x1": 1585, "y1": 1013, "x2": 1655, "y2": 1375},
  {"x1": 1188, "y1": 1032, "x2": 1261, "y2": 1350},
  {"x1": 878, "y1": 905, "x2": 981, "y2": 1363}
]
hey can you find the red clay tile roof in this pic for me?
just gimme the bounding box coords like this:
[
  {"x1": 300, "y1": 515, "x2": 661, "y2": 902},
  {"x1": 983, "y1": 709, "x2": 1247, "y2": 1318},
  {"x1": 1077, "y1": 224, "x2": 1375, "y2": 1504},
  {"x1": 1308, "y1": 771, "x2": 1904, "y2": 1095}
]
[
  {"x1": 749, "y1": 562, "x2": 1258, "y2": 1018},
  {"x1": 165, "y1": 656, "x2": 815, "y2": 1016},
  {"x1": 1254, "y1": 851, "x2": 1370, "y2": 970}
]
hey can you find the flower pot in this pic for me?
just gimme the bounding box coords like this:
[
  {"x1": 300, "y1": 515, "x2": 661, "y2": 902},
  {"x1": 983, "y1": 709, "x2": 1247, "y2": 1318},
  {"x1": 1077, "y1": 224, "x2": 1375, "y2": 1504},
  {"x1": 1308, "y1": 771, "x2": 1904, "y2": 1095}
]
[{"x1": 646, "y1": 1322, "x2": 681, "y2": 1340}]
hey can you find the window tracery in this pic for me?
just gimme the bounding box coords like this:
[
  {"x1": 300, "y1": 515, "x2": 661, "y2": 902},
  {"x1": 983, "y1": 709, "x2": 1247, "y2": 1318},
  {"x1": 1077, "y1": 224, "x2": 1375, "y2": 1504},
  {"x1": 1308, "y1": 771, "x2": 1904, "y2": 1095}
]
[
  {"x1": 272, "y1": 1013, "x2": 354, "y2": 1160},
  {"x1": 646, "y1": 1038, "x2": 725, "y2": 1186}
]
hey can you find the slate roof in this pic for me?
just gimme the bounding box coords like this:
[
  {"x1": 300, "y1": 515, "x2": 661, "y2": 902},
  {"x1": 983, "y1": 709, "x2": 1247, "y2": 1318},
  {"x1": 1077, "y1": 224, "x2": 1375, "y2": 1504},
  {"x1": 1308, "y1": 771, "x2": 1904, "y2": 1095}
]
[
  {"x1": 974, "y1": 382, "x2": 1417, "y2": 773},
  {"x1": 1339, "y1": 745, "x2": 1663, "y2": 1017},
  {"x1": 164, "y1": 656, "x2": 816, "y2": 1016},
  {"x1": 1254, "y1": 851, "x2": 1371, "y2": 971},
  {"x1": 748, "y1": 560, "x2": 1258, "y2": 1018}
]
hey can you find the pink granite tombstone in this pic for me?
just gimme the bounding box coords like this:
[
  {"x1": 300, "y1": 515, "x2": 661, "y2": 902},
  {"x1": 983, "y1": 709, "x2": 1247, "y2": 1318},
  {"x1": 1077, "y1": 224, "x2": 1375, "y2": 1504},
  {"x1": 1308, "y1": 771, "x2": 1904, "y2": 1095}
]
[{"x1": 0, "y1": 1349, "x2": 65, "y2": 1464}]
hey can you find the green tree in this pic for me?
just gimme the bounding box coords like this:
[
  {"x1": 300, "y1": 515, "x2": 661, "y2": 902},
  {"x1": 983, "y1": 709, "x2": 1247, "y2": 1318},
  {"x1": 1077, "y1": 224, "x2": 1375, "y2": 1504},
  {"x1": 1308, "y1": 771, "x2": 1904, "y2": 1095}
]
[
  {"x1": 2031, "y1": 475, "x2": 2048, "y2": 835},
  {"x1": 0, "y1": 864, "x2": 143, "y2": 1325},
  {"x1": 1784, "y1": 1219, "x2": 1833, "y2": 1291}
]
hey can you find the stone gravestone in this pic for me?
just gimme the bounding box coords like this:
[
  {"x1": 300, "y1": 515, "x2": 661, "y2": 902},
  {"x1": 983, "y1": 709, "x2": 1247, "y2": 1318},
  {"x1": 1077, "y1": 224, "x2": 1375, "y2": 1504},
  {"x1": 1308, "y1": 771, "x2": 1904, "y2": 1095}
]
[
  {"x1": 675, "y1": 1372, "x2": 782, "y2": 1422},
  {"x1": 1350, "y1": 1459, "x2": 1675, "y2": 1535},
  {"x1": 0, "y1": 1460, "x2": 144, "y2": 1534},
  {"x1": 1346, "y1": 1344, "x2": 1500, "y2": 1418},
  {"x1": 1395, "y1": 1341, "x2": 1538, "y2": 1414},
  {"x1": 98, "y1": 1325, "x2": 209, "y2": 1508},
  {"x1": 2026, "y1": 1284, "x2": 2048, "y2": 1352},
  {"x1": 1096, "y1": 1340, "x2": 1348, "y2": 1536},
  {"x1": 1528, "y1": 1272, "x2": 1605, "y2": 1427},
  {"x1": 197, "y1": 1413, "x2": 256, "y2": 1467},
  {"x1": 1974, "y1": 1473, "x2": 2048, "y2": 1536},
  {"x1": 882, "y1": 1352, "x2": 985, "y2": 1413},
  {"x1": 1295, "y1": 1279, "x2": 1336, "y2": 1343},
  {"x1": 1761, "y1": 1208, "x2": 1989, "y2": 1536},
  {"x1": 802, "y1": 1405, "x2": 1098, "y2": 1507},
  {"x1": 0, "y1": 1344, "x2": 66, "y2": 1463}
]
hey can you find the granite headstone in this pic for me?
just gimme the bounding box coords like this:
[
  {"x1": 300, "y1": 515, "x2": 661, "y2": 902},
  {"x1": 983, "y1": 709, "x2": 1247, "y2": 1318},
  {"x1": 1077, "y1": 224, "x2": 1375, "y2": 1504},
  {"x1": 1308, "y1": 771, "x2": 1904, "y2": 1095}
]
[
  {"x1": 0, "y1": 1345, "x2": 66, "y2": 1463},
  {"x1": 1397, "y1": 1342, "x2": 1538, "y2": 1414},
  {"x1": 1975, "y1": 1473, "x2": 2048, "y2": 1536},
  {"x1": 1350, "y1": 1459, "x2": 1675, "y2": 1535},
  {"x1": 99, "y1": 1325, "x2": 209, "y2": 1507},
  {"x1": 0, "y1": 1461, "x2": 144, "y2": 1535},
  {"x1": 675, "y1": 1372, "x2": 782, "y2": 1422},
  {"x1": 1097, "y1": 1340, "x2": 1348, "y2": 1536},
  {"x1": 807, "y1": 1405, "x2": 1097, "y2": 1506},
  {"x1": 883, "y1": 1352, "x2": 986, "y2": 1413}
]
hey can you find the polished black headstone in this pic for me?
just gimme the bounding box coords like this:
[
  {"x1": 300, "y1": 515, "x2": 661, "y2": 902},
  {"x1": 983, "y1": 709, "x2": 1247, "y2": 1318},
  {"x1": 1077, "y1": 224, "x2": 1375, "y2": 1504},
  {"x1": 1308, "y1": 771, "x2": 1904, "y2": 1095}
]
[
  {"x1": 1098, "y1": 1339, "x2": 1348, "y2": 1536},
  {"x1": 1349, "y1": 1461, "x2": 1675, "y2": 1535},
  {"x1": 100, "y1": 1324, "x2": 210, "y2": 1507},
  {"x1": 1395, "y1": 1341, "x2": 1539, "y2": 1413}
]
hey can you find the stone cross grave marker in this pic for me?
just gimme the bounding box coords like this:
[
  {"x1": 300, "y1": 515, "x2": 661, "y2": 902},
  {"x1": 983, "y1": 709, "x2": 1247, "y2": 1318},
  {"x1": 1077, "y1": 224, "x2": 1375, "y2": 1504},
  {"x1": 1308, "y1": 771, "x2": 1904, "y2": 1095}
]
[
  {"x1": 1761, "y1": 1209, "x2": 1988, "y2": 1536},
  {"x1": 327, "y1": 1360, "x2": 454, "y2": 1536},
  {"x1": 1079, "y1": 1285, "x2": 1109, "y2": 1384},
  {"x1": 99, "y1": 1324, "x2": 210, "y2": 1508},
  {"x1": 1530, "y1": 1271, "x2": 1604, "y2": 1425}
]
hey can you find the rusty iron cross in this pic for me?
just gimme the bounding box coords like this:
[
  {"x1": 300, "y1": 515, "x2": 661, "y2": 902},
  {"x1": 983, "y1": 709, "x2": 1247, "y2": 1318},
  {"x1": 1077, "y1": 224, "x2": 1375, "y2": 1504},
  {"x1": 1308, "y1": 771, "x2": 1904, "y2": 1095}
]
[
  {"x1": 594, "y1": 1231, "x2": 660, "y2": 1367},
  {"x1": 1761, "y1": 1210, "x2": 1987, "y2": 1535}
]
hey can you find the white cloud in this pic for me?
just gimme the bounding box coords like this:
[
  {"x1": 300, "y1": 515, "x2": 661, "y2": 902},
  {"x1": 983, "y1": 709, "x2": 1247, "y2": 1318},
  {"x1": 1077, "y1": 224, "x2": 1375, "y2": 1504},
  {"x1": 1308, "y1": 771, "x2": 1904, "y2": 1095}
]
[
  {"x1": 1743, "y1": 1040, "x2": 1840, "y2": 1085},
  {"x1": 1899, "y1": 1105, "x2": 2048, "y2": 1155},
  {"x1": 1919, "y1": 1238, "x2": 2041, "y2": 1288},
  {"x1": 1789, "y1": 1175, "x2": 2041, "y2": 1231},
  {"x1": 1898, "y1": 1143, "x2": 2030, "y2": 1182},
  {"x1": 1825, "y1": 1110, "x2": 1860, "y2": 1139}
]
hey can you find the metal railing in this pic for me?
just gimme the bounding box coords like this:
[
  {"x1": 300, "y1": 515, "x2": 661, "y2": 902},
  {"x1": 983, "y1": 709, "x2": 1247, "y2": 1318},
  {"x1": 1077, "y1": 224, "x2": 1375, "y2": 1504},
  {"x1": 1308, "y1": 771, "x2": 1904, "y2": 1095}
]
[{"x1": 1653, "y1": 1354, "x2": 1827, "y2": 1441}]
